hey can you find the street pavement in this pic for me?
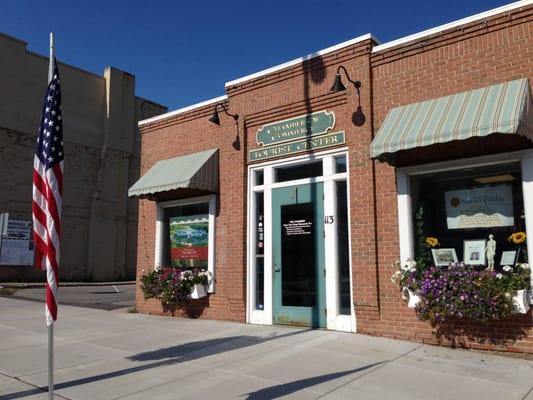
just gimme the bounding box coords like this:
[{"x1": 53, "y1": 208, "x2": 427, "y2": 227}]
[
  {"x1": 0, "y1": 296, "x2": 532, "y2": 400},
  {"x1": 1, "y1": 284, "x2": 135, "y2": 311}
]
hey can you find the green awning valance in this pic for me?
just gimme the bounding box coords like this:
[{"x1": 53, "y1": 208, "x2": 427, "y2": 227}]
[
  {"x1": 128, "y1": 148, "x2": 218, "y2": 198},
  {"x1": 370, "y1": 78, "x2": 533, "y2": 159}
]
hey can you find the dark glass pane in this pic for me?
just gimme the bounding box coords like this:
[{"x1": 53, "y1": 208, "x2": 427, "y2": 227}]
[
  {"x1": 335, "y1": 156, "x2": 347, "y2": 173},
  {"x1": 336, "y1": 181, "x2": 351, "y2": 314},
  {"x1": 255, "y1": 257, "x2": 264, "y2": 310},
  {"x1": 411, "y1": 162, "x2": 526, "y2": 269},
  {"x1": 276, "y1": 162, "x2": 322, "y2": 183},
  {"x1": 255, "y1": 192, "x2": 264, "y2": 309},
  {"x1": 281, "y1": 203, "x2": 316, "y2": 307},
  {"x1": 163, "y1": 203, "x2": 209, "y2": 220},
  {"x1": 255, "y1": 170, "x2": 264, "y2": 186},
  {"x1": 255, "y1": 193, "x2": 264, "y2": 255}
]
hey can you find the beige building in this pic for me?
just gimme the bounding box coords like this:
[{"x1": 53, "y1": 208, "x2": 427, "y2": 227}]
[{"x1": 0, "y1": 33, "x2": 166, "y2": 281}]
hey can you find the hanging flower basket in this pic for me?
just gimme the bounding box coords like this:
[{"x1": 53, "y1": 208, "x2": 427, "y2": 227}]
[
  {"x1": 407, "y1": 289, "x2": 421, "y2": 308},
  {"x1": 512, "y1": 289, "x2": 530, "y2": 314},
  {"x1": 190, "y1": 283, "x2": 207, "y2": 299},
  {"x1": 140, "y1": 267, "x2": 211, "y2": 306}
]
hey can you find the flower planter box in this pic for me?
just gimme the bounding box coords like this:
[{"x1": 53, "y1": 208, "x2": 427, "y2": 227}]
[
  {"x1": 407, "y1": 289, "x2": 421, "y2": 308},
  {"x1": 190, "y1": 284, "x2": 207, "y2": 299},
  {"x1": 512, "y1": 289, "x2": 530, "y2": 314}
]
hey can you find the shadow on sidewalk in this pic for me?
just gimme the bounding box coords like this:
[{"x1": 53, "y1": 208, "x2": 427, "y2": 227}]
[
  {"x1": 243, "y1": 362, "x2": 382, "y2": 399},
  {"x1": 1, "y1": 328, "x2": 313, "y2": 399}
]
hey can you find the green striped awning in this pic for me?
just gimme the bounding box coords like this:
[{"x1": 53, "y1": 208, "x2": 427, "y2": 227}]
[
  {"x1": 370, "y1": 78, "x2": 533, "y2": 159},
  {"x1": 128, "y1": 148, "x2": 218, "y2": 198}
]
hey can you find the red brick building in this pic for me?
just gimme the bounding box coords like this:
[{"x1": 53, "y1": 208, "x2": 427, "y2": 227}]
[{"x1": 131, "y1": 1, "x2": 533, "y2": 353}]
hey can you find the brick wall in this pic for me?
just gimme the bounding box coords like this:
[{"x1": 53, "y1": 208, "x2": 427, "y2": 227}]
[
  {"x1": 136, "y1": 5, "x2": 533, "y2": 353},
  {"x1": 136, "y1": 102, "x2": 247, "y2": 321}
]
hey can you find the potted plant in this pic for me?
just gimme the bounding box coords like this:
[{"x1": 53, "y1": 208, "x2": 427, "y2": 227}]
[
  {"x1": 139, "y1": 267, "x2": 212, "y2": 305},
  {"x1": 414, "y1": 263, "x2": 520, "y2": 323},
  {"x1": 500, "y1": 263, "x2": 530, "y2": 314},
  {"x1": 180, "y1": 269, "x2": 211, "y2": 299},
  {"x1": 391, "y1": 259, "x2": 421, "y2": 308}
]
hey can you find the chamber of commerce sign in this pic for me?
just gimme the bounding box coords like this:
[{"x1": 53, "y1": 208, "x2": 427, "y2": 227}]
[
  {"x1": 249, "y1": 131, "x2": 345, "y2": 161},
  {"x1": 256, "y1": 110, "x2": 335, "y2": 146}
]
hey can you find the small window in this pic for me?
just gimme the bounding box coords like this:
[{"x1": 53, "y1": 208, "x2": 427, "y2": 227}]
[
  {"x1": 275, "y1": 161, "x2": 322, "y2": 183},
  {"x1": 254, "y1": 170, "x2": 264, "y2": 186},
  {"x1": 335, "y1": 156, "x2": 347, "y2": 173}
]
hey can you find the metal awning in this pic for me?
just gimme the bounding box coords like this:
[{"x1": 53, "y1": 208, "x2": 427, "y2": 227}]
[
  {"x1": 370, "y1": 78, "x2": 533, "y2": 159},
  {"x1": 128, "y1": 148, "x2": 218, "y2": 198}
]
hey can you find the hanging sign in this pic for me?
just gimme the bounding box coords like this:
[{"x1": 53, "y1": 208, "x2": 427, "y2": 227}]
[
  {"x1": 445, "y1": 184, "x2": 514, "y2": 230},
  {"x1": 256, "y1": 110, "x2": 335, "y2": 146},
  {"x1": 249, "y1": 131, "x2": 345, "y2": 161},
  {"x1": 0, "y1": 215, "x2": 34, "y2": 266},
  {"x1": 169, "y1": 214, "x2": 209, "y2": 268}
]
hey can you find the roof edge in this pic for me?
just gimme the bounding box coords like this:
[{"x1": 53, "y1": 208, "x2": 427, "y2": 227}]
[
  {"x1": 138, "y1": 95, "x2": 228, "y2": 127},
  {"x1": 224, "y1": 33, "x2": 377, "y2": 89},
  {"x1": 373, "y1": 0, "x2": 533, "y2": 53}
]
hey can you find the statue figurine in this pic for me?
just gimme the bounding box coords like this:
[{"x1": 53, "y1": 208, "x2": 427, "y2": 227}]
[{"x1": 485, "y1": 234, "x2": 496, "y2": 271}]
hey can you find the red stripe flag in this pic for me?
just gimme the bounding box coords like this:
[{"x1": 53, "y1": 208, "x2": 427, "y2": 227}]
[{"x1": 32, "y1": 60, "x2": 63, "y2": 326}]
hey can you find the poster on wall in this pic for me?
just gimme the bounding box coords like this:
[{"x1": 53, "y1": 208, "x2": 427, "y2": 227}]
[
  {"x1": 169, "y1": 214, "x2": 209, "y2": 268},
  {"x1": 0, "y1": 214, "x2": 34, "y2": 266},
  {"x1": 445, "y1": 184, "x2": 514, "y2": 230}
]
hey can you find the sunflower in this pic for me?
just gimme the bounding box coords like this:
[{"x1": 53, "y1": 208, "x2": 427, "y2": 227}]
[
  {"x1": 508, "y1": 231, "x2": 526, "y2": 245},
  {"x1": 425, "y1": 237, "x2": 440, "y2": 248}
]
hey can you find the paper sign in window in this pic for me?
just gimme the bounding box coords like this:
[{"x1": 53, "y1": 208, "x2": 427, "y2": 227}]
[
  {"x1": 445, "y1": 184, "x2": 514, "y2": 230},
  {"x1": 169, "y1": 214, "x2": 209, "y2": 268}
]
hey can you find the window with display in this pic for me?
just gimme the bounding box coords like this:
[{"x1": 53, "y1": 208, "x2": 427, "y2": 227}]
[
  {"x1": 156, "y1": 196, "x2": 216, "y2": 290},
  {"x1": 410, "y1": 162, "x2": 528, "y2": 269}
]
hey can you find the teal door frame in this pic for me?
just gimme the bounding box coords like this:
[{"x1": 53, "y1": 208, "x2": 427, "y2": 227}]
[{"x1": 272, "y1": 182, "x2": 326, "y2": 328}]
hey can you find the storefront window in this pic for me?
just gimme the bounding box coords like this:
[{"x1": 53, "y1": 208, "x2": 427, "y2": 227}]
[
  {"x1": 157, "y1": 196, "x2": 216, "y2": 291},
  {"x1": 160, "y1": 203, "x2": 210, "y2": 268},
  {"x1": 411, "y1": 162, "x2": 527, "y2": 268}
]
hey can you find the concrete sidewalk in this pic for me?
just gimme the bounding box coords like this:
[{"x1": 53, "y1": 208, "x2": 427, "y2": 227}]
[{"x1": 0, "y1": 297, "x2": 531, "y2": 400}]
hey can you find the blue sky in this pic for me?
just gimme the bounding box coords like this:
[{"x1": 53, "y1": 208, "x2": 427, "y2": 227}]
[{"x1": 1, "y1": 0, "x2": 514, "y2": 110}]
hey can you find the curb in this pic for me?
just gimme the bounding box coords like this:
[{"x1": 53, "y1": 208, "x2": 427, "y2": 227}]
[{"x1": 0, "y1": 281, "x2": 135, "y2": 289}]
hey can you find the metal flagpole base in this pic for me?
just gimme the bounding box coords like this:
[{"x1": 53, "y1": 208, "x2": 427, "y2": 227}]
[{"x1": 48, "y1": 323, "x2": 53, "y2": 399}]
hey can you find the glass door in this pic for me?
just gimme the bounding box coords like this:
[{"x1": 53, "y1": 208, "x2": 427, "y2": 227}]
[{"x1": 272, "y1": 182, "x2": 326, "y2": 327}]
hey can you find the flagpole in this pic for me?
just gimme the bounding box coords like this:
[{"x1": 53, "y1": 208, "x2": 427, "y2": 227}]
[{"x1": 47, "y1": 31, "x2": 54, "y2": 400}]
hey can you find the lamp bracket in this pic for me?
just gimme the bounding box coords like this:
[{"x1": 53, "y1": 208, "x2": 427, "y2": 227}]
[
  {"x1": 336, "y1": 66, "x2": 361, "y2": 92},
  {"x1": 216, "y1": 103, "x2": 239, "y2": 121}
]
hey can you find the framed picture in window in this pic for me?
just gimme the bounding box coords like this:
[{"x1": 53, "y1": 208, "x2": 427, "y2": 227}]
[
  {"x1": 463, "y1": 239, "x2": 486, "y2": 266},
  {"x1": 431, "y1": 248, "x2": 458, "y2": 267},
  {"x1": 500, "y1": 249, "x2": 519, "y2": 266}
]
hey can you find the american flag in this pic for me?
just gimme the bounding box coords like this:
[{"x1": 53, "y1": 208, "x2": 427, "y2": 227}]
[{"x1": 32, "y1": 61, "x2": 63, "y2": 326}]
